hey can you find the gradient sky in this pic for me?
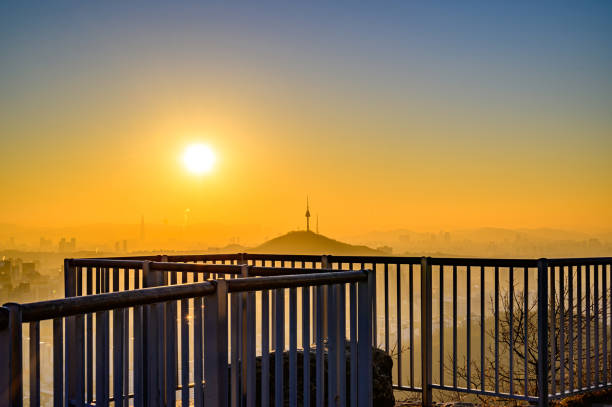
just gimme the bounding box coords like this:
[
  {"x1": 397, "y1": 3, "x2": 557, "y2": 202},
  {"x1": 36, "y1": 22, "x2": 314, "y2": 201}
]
[{"x1": 1, "y1": 1, "x2": 611, "y2": 236}]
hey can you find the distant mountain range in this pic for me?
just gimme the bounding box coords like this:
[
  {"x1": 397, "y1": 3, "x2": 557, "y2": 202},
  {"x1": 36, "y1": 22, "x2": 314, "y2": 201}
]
[{"x1": 346, "y1": 227, "x2": 612, "y2": 258}]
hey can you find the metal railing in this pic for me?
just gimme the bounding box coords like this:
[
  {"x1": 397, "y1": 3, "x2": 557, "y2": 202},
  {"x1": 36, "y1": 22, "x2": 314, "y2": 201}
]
[
  {"x1": 1, "y1": 253, "x2": 611, "y2": 407},
  {"x1": 0, "y1": 261, "x2": 374, "y2": 407}
]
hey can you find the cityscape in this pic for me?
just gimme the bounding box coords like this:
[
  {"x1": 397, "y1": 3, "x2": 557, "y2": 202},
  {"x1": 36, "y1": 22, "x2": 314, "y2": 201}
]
[{"x1": 1, "y1": 2, "x2": 611, "y2": 406}]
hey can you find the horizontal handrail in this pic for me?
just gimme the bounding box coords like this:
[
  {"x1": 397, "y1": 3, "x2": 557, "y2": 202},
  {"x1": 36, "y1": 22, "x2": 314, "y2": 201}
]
[
  {"x1": 68, "y1": 259, "x2": 243, "y2": 273},
  {"x1": 96, "y1": 253, "x2": 242, "y2": 262},
  {"x1": 244, "y1": 253, "x2": 322, "y2": 262},
  {"x1": 249, "y1": 266, "x2": 332, "y2": 276},
  {"x1": 70, "y1": 259, "x2": 146, "y2": 268},
  {"x1": 546, "y1": 257, "x2": 612, "y2": 266},
  {"x1": 149, "y1": 261, "x2": 242, "y2": 274},
  {"x1": 73, "y1": 253, "x2": 612, "y2": 267},
  {"x1": 167, "y1": 253, "x2": 242, "y2": 262},
  {"x1": 227, "y1": 270, "x2": 368, "y2": 292},
  {"x1": 9, "y1": 269, "x2": 369, "y2": 320},
  {"x1": 13, "y1": 281, "x2": 216, "y2": 322},
  {"x1": 90, "y1": 255, "x2": 163, "y2": 261},
  {"x1": 329, "y1": 255, "x2": 422, "y2": 264},
  {"x1": 428, "y1": 257, "x2": 540, "y2": 267}
]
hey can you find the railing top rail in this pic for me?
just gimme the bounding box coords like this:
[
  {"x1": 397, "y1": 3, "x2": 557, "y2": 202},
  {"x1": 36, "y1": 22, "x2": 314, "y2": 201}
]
[
  {"x1": 329, "y1": 255, "x2": 422, "y2": 264},
  {"x1": 89, "y1": 255, "x2": 163, "y2": 261},
  {"x1": 5, "y1": 268, "x2": 370, "y2": 322},
  {"x1": 428, "y1": 257, "x2": 540, "y2": 267},
  {"x1": 71, "y1": 254, "x2": 612, "y2": 269},
  {"x1": 68, "y1": 259, "x2": 244, "y2": 274},
  {"x1": 10, "y1": 280, "x2": 216, "y2": 322},
  {"x1": 84, "y1": 253, "x2": 244, "y2": 262},
  {"x1": 167, "y1": 253, "x2": 243, "y2": 262},
  {"x1": 244, "y1": 253, "x2": 322, "y2": 262},
  {"x1": 70, "y1": 258, "x2": 146, "y2": 268},
  {"x1": 546, "y1": 257, "x2": 612, "y2": 266},
  {"x1": 249, "y1": 266, "x2": 332, "y2": 276},
  {"x1": 227, "y1": 270, "x2": 368, "y2": 293},
  {"x1": 149, "y1": 261, "x2": 242, "y2": 274}
]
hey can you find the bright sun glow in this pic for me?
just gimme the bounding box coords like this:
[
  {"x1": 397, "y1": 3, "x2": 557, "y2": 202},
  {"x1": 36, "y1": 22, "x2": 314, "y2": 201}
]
[{"x1": 183, "y1": 144, "x2": 216, "y2": 174}]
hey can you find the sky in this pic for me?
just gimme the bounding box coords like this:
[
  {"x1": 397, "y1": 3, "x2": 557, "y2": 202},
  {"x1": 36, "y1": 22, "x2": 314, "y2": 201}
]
[{"x1": 1, "y1": 1, "x2": 611, "y2": 238}]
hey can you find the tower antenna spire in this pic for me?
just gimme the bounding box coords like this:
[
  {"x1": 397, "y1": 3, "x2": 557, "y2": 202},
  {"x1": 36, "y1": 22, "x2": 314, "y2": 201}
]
[{"x1": 305, "y1": 196, "x2": 311, "y2": 232}]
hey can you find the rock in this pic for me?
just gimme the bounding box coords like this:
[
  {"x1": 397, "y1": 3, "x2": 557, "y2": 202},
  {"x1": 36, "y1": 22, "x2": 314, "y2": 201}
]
[
  {"x1": 232, "y1": 344, "x2": 394, "y2": 406},
  {"x1": 372, "y1": 346, "x2": 395, "y2": 407}
]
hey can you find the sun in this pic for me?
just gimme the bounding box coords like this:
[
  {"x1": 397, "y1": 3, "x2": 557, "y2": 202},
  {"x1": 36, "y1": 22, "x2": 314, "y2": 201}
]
[{"x1": 183, "y1": 143, "x2": 216, "y2": 174}]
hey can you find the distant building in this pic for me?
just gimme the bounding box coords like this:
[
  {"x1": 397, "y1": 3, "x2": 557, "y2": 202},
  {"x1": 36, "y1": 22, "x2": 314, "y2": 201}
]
[
  {"x1": 0, "y1": 260, "x2": 13, "y2": 290},
  {"x1": 21, "y1": 262, "x2": 41, "y2": 280},
  {"x1": 58, "y1": 237, "x2": 76, "y2": 252}
]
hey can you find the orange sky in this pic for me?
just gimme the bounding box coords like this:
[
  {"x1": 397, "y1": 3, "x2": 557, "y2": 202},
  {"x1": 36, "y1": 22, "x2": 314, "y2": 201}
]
[{"x1": 1, "y1": 3, "x2": 611, "y2": 237}]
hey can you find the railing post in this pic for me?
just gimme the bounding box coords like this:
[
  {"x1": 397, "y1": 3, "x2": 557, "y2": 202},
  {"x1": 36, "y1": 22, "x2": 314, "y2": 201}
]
[
  {"x1": 537, "y1": 259, "x2": 550, "y2": 407},
  {"x1": 0, "y1": 307, "x2": 9, "y2": 407},
  {"x1": 328, "y1": 279, "x2": 338, "y2": 406},
  {"x1": 0, "y1": 304, "x2": 22, "y2": 407},
  {"x1": 239, "y1": 264, "x2": 251, "y2": 405},
  {"x1": 204, "y1": 280, "x2": 229, "y2": 406},
  {"x1": 321, "y1": 255, "x2": 330, "y2": 338},
  {"x1": 63, "y1": 259, "x2": 84, "y2": 407},
  {"x1": 63, "y1": 258, "x2": 75, "y2": 404},
  {"x1": 142, "y1": 260, "x2": 166, "y2": 406},
  {"x1": 63, "y1": 258, "x2": 76, "y2": 298},
  {"x1": 421, "y1": 257, "x2": 433, "y2": 407},
  {"x1": 368, "y1": 262, "x2": 377, "y2": 349},
  {"x1": 357, "y1": 271, "x2": 373, "y2": 407},
  {"x1": 160, "y1": 255, "x2": 171, "y2": 406}
]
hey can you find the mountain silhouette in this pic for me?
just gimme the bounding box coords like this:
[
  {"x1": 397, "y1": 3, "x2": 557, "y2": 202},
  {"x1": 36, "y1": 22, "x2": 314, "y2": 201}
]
[{"x1": 252, "y1": 230, "x2": 384, "y2": 255}]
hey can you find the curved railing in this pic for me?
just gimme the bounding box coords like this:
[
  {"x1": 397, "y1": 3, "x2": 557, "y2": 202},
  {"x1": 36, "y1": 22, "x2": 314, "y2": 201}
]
[{"x1": 1, "y1": 253, "x2": 611, "y2": 407}]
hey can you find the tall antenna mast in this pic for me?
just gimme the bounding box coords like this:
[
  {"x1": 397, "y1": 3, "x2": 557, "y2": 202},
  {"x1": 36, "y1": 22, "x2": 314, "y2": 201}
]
[{"x1": 305, "y1": 196, "x2": 311, "y2": 232}]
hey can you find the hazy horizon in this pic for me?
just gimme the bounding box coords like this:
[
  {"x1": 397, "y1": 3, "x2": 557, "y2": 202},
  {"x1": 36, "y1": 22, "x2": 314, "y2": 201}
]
[{"x1": 2, "y1": 219, "x2": 611, "y2": 258}]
